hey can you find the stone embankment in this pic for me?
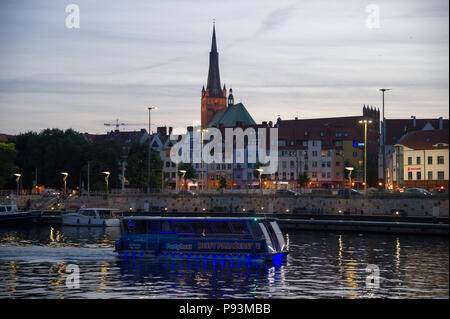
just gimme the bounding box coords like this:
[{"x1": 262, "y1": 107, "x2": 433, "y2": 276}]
[{"x1": 8, "y1": 194, "x2": 446, "y2": 218}]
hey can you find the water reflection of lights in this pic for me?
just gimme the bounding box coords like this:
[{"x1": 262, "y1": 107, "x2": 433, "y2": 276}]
[
  {"x1": 2, "y1": 261, "x2": 19, "y2": 294},
  {"x1": 48, "y1": 262, "x2": 67, "y2": 298},
  {"x1": 97, "y1": 262, "x2": 111, "y2": 293},
  {"x1": 395, "y1": 237, "x2": 401, "y2": 272}
]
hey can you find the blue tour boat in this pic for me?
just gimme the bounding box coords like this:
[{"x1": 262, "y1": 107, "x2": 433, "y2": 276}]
[{"x1": 115, "y1": 216, "x2": 289, "y2": 263}]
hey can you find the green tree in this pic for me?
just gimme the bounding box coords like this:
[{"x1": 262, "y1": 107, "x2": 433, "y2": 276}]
[
  {"x1": 125, "y1": 143, "x2": 163, "y2": 190},
  {"x1": 0, "y1": 143, "x2": 19, "y2": 189},
  {"x1": 218, "y1": 175, "x2": 227, "y2": 190},
  {"x1": 297, "y1": 171, "x2": 310, "y2": 191},
  {"x1": 86, "y1": 140, "x2": 122, "y2": 191},
  {"x1": 177, "y1": 162, "x2": 197, "y2": 180},
  {"x1": 14, "y1": 129, "x2": 90, "y2": 190}
]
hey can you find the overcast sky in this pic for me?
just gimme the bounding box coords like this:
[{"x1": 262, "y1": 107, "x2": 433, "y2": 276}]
[{"x1": 0, "y1": 0, "x2": 448, "y2": 135}]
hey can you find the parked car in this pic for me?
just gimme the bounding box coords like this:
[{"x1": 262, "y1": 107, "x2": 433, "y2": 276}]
[
  {"x1": 405, "y1": 188, "x2": 432, "y2": 196},
  {"x1": 178, "y1": 190, "x2": 197, "y2": 196},
  {"x1": 338, "y1": 188, "x2": 362, "y2": 196},
  {"x1": 275, "y1": 189, "x2": 300, "y2": 196},
  {"x1": 42, "y1": 189, "x2": 60, "y2": 197}
]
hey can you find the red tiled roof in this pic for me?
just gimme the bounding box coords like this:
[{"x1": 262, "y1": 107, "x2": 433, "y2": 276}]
[
  {"x1": 396, "y1": 129, "x2": 449, "y2": 150},
  {"x1": 276, "y1": 116, "x2": 378, "y2": 150},
  {"x1": 386, "y1": 118, "x2": 448, "y2": 145}
]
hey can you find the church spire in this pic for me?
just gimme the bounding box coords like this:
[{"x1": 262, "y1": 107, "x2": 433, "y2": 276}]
[
  {"x1": 206, "y1": 22, "x2": 223, "y2": 98},
  {"x1": 211, "y1": 21, "x2": 217, "y2": 52}
]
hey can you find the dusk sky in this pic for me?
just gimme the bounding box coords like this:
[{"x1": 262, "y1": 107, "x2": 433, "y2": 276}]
[{"x1": 0, "y1": 0, "x2": 448, "y2": 135}]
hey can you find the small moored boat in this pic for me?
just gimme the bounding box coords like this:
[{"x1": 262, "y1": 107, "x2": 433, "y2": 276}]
[
  {"x1": 0, "y1": 204, "x2": 42, "y2": 224},
  {"x1": 62, "y1": 207, "x2": 121, "y2": 227},
  {"x1": 115, "y1": 216, "x2": 289, "y2": 263}
]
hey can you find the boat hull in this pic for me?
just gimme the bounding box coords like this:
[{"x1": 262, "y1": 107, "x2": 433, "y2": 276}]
[
  {"x1": 116, "y1": 234, "x2": 288, "y2": 263},
  {"x1": 62, "y1": 214, "x2": 120, "y2": 227},
  {"x1": 0, "y1": 211, "x2": 42, "y2": 225}
]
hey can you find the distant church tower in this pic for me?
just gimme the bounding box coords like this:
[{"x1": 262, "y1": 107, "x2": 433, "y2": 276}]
[{"x1": 201, "y1": 23, "x2": 227, "y2": 128}]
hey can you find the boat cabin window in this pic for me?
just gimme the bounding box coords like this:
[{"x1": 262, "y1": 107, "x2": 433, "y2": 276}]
[
  {"x1": 123, "y1": 219, "x2": 147, "y2": 234},
  {"x1": 229, "y1": 221, "x2": 249, "y2": 235},
  {"x1": 169, "y1": 220, "x2": 193, "y2": 233},
  {"x1": 247, "y1": 221, "x2": 265, "y2": 240},
  {"x1": 98, "y1": 210, "x2": 115, "y2": 218},
  {"x1": 0, "y1": 206, "x2": 6, "y2": 212},
  {"x1": 80, "y1": 210, "x2": 96, "y2": 217},
  {"x1": 147, "y1": 220, "x2": 160, "y2": 234},
  {"x1": 190, "y1": 221, "x2": 212, "y2": 235},
  {"x1": 209, "y1": 221, "x2": 232, "y2": 234}
]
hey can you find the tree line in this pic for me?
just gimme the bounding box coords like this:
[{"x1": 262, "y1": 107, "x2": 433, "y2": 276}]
[{"x1": 0, "y1": 128, "x2": 164, "y2": 192}]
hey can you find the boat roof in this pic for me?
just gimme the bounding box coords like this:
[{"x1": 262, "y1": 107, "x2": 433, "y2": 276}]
[
  {"x1": 79, "y1": 207, "x2": 119, "y2": 211},
  {"x1": 122, "y1": 216, "x2": 271, "y2": 221}
]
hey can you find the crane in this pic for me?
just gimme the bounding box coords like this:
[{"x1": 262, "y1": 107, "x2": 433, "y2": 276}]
[{"x1": 104, "y1": 119, "x2": 151, "y2": 132}]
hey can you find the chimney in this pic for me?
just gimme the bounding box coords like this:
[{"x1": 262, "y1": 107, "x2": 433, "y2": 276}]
[
  {"x1": 262, "y1": 121, "x2": 267, "y2": 126},
  {"x1": 439, "y1": 117, "x2": 443, "y2": 130},
  {"x1": 295, "y1": 117, "x2": 298, "y2": 120},
  {"x1": 157, "y1": 126, "x2": 167, "y2": 136},
  {"x1": 268, "y1": 121, "x2": 273, "y2": 127},
  {"x1": 411, "y1": 116, "x2": 416, "y2": 128},
  {"x1": 169, "y1": 127, "x2": 173, "y2": 135}
]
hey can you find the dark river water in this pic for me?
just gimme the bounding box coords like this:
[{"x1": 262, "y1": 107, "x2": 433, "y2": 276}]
[{"x1": 0, "y1": 224, "x2": 448, "y2": 299}]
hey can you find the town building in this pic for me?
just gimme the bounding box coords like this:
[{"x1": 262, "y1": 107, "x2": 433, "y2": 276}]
[
  {"x1": 383, "y1": 117, "x2": 448, "y2": 189},
  {"x1": 392, "y1": 128, "x2": 449, "y2": 192}
]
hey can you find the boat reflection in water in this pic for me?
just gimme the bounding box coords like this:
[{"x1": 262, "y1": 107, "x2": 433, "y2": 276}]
[{"x1": 117, "y1": 257, "x2": 287, "y2": 298}]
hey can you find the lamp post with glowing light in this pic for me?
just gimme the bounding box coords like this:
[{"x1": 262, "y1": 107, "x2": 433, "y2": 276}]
[
  {"x1": 102, "y1": 171, "x2": 110, "y2": 194},
  {"x1": 61, "y1": 172, "x2": 68, "y2": 195},
  {"x1": 345, "y1": 167, "x2": 354, "y2": 188},
  {"x1": 358, "y1": 119, "x2": 372, "y2": 193},
  {"x1": 179, "y1": 169, "x2": 187, "y2": 211},
  {"x1": 379, "y1": 88, "x2": 390, "y2": 191},
  {"x1": 255, "y1": 168, "x2": 263, "y2": 195},
  {"x1": 197, "y1": 128, "x2": 209, "y2": 191},
  {"x1": 13, "y1": 173, "x2": 21, "y2": 196},
  {"x1": 179, "y1": 169, "x2": 187, "y2": 191},
  {"x1": 147, "y1": 106, "x2": 157, "y2": 194}
]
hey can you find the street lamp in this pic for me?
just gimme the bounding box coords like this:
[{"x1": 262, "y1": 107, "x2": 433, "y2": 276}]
[
  {"x1": 358, "y1": 119, "x2": 372, "y2": 193},
  {"x1": 256, "y1": 168, "x2": 263, "y2": 194},
  {"x1": 345, "y1": 167, "x2": 354, "y2": 188},
  {"x1": 61, "y1": 172, "x2": 69, "y2": 195},
  {"x1": 197, "y1": 128, "x2": 209, "y2": 191},
  {"x1": 13, "y1": 173, "x2": 21, "y2": 196},
  {"x1": 179, "y1": 169, "x2": 187, "y2": 191},
  {"x1": 102, "y1": 171, "x2": 110, "y2": 194},
  {"x1": 147, "y1": 106, "x2": 158, "y2": 194},
  {"x1": 379, "y1": 89, "x2": 390, "y2": 191}
]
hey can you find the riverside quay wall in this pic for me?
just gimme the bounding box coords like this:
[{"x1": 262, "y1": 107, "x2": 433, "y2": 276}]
[{"x1": 47, "y1": 194, "x2": 449, "y2": 218}]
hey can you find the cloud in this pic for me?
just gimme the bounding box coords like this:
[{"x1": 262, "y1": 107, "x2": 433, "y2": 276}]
[{"x1": 255, "y1": 2, "x2": 297, "y2": 36}]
